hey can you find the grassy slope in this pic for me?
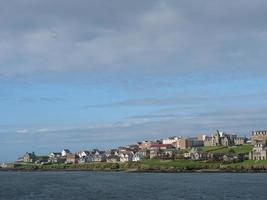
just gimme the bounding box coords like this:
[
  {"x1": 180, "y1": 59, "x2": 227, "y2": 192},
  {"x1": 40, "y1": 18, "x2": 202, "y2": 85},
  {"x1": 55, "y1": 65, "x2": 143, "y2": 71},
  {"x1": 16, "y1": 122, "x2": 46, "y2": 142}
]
[
  {"x1": 198, "y1": 144, "x2": 253, "y2": 155},
  {"x1": 140, "y1": 159, "x2": 267, "y2": 171}
]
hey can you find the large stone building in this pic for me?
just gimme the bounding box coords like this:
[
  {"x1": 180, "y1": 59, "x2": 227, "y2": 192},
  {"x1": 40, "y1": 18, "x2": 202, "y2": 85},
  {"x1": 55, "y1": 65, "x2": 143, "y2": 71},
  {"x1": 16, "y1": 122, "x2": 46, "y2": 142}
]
[
  {"x1": 171, "y1": 137, "x2": 204, "y2": 149},
  {"x1": 251, "y1": 131, "x2": 267, "y2": 145},
  {"x1": 249, "y1": 143, "x2": 267, "y2": 160},
  {"x1": 138, "y1": 141, "x2": 158, "y2": 150},
  {"x1": 204, "y1": 130, "x2": 221, "y2": 146},
  {"x1": 149, "y1": 144, "x2": 174, "y2": 159},
  {"x1": 204, "y1": 130, "x2": 238, "y2": 147}
]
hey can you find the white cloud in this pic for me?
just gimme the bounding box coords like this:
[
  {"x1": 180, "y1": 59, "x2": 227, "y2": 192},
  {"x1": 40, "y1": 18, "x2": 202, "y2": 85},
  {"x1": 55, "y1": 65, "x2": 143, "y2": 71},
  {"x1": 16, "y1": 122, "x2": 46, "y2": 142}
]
[{"x1": 16, "y1": 129, "x2": 28, "y2": 134}]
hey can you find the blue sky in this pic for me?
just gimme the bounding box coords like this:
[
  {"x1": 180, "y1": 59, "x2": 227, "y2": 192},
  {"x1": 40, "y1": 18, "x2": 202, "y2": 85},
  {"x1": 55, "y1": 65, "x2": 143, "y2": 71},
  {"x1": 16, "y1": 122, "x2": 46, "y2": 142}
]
[{"x1": 1, "y1": 0, "x2": 267, "y2": 162}]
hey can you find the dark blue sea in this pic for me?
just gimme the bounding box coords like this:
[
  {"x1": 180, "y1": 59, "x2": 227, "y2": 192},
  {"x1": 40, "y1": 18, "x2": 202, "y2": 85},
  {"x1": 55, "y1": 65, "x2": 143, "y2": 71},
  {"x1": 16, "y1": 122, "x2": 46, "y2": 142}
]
[{"x1": 0, "y1": 172, "x2": 266, "y2": 200}]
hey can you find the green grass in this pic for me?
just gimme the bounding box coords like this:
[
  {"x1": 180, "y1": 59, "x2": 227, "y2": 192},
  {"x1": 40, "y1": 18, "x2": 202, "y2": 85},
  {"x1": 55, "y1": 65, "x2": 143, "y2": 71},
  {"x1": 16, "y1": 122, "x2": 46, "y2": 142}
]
[
  {"x1": 198, "y1": 144, "x2": 253, "y2": 155},
  {"x1": 140, "y1": 159, "x2": 221, "y2": 170},
  {"x1": 13, "y1": 162, "x2": 140, "y2": 171},
  {"x1": 140, "y1": 158, "x2": 267, "y2": 171},
  {"x1": 12, "y1": 158, "x2": 267, "y2": 172},
  {"x1": 221, "y1": 160, "x2": 267, "y2": 170}
]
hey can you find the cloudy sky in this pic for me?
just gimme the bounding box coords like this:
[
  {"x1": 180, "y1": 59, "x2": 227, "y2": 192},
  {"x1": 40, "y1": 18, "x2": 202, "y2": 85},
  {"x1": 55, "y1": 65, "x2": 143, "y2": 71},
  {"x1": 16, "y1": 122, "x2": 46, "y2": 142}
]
[{"x1": 1, "y1": 0, "x2": 267, "y2": 162}]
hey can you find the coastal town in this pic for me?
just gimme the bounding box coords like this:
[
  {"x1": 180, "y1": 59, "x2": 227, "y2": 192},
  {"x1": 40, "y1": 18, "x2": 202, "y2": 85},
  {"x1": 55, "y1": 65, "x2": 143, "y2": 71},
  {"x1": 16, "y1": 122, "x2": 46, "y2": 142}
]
[{"x1": 1, "y1": 130, "x2": 267, "y2": 171}]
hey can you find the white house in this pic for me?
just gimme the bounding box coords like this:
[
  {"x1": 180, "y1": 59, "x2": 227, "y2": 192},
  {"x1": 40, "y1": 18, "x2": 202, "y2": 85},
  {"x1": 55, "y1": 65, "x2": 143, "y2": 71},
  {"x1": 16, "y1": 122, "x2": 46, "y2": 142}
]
[
  {"x1": 79, "y1": 155, "x2": 93, "y2": 163},
  {"x1": 92, "y1": 151, "x2": 106, "y2": 162},
  {"x1": 61, "y1": 149, "x2": 70, "y2": 157},
  {"x1": 132, "y1": 152, "x2": 146, "y2": 162},
  {"x1": 76, "y1": 150, "x2": 90, "y2": 158},
  {"x1": 119, "y1": 151, "x2": 134, "y2": 162},
  {"x1": 162, "y1": 137, "x2": 180, "y2": 145},
  {"x1": 49, "y1": 152, "x2": 61, "y2": 158}
]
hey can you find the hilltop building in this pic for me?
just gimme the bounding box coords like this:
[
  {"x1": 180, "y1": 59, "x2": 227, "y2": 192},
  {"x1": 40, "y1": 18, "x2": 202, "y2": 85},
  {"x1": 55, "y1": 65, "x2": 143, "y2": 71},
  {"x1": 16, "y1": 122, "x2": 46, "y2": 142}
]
[
  {"x1": 204, "y1": 130, "x2": 238, "y2": 147},
  {"x1": 251, "y1": 131, "x2": 267, "y2": 145},
  {"x1": 249, "y1": 142, "x2": 267, "y2": 160}
]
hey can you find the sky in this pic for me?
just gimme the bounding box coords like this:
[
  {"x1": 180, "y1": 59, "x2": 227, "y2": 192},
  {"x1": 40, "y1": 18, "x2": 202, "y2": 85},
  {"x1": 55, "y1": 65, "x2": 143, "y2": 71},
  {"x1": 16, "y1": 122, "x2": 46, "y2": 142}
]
[{"x1": 1, "y1": 0, "x2": 267, "y2": 162}]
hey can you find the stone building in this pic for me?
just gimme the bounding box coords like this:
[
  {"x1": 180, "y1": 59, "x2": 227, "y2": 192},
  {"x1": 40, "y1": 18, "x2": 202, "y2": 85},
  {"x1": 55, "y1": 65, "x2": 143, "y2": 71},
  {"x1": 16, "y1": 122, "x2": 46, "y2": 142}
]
[
  {"x1": 249, "y1": 143, "x2": 267, "y2": 160},
  {"x1": 221, "y1": 134, "x2": 236, "y2": 146},
  {"x1": 66, "y1": 153, "x2": 79, "y2": 164},
  {"x1": 138, "y1": 141, "x2": 159, "y2": 150},
  {"x1": 204, "y1": 130, "x2": 221, "y2": 146},
  {"x1": 173, "y1": 137, "x2": 203, "y2": 149},
  {"x1": 234, "y1": 137, "x2": 247, "y2": 145},
  {"x1": 149, "y1": 144, "x2": 173, "y2": 159},
  {"x1": 251, "y1": 131, "x2": 267, "y2": 145},
  {"x1": 204, "y1": 130, "x2": 238, "y2": 147},
  {"x1": 20, "y1": 152, "x2": 36, "y2": 163}
]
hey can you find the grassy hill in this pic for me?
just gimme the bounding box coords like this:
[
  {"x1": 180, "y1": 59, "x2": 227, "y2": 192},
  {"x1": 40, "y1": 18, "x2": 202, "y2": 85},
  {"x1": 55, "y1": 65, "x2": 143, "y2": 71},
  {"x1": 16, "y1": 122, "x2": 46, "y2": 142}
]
[{"x1": 198, "y1": 144, "x2": 253, "y2": 155}]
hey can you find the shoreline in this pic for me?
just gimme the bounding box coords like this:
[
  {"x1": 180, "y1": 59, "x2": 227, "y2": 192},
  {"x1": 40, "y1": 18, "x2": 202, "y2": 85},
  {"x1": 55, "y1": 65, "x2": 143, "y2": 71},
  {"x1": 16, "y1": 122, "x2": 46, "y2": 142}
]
[
  {"x1": 2, "y1": 159, "x2": 267, "y2": 173},
  {"x1": 1, "y1": 168, "x2": 267, "y2": 173}
]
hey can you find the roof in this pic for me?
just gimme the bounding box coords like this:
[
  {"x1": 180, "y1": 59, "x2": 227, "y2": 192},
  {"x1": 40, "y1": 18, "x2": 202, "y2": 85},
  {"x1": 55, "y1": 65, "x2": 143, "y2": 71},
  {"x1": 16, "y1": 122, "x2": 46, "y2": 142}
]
[
  {"x1": 150, "y1": 144, "x2": 173, "y2": 148},
  {"x1": 51, "y1": 152, "x2": 61, "y2": 155}
]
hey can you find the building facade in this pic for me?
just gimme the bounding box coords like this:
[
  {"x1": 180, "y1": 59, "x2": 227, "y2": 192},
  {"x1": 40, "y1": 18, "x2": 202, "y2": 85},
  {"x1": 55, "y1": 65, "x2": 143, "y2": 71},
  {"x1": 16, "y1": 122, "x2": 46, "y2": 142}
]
[
  {"x1": 249, "y1": 143, "x2": 267, "y2": 160},
  {"x1": 251, "y1": 131, "x2": 267, "y2": 145}
]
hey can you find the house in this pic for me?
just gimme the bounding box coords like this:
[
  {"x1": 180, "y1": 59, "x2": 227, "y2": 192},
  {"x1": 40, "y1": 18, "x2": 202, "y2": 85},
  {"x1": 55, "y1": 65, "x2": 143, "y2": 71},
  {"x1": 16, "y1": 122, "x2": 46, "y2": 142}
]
[
  {"x1": 19, "y1": 152, "x2": 36, "y2": 163},
  {"x1": 35, "y1": 156, "x2": 49, "y2": 164},
  {"x1": 190, "y1": 149, "x2": 208, "y2": 160},
  {"x1": 79, "y1": 155, "x2": 93, "y2": 163},
  {"x1": 61, "y1": 149, "x2": 71, "y2": 157},
  {"x1": 138, "y1": 141, "x2": 159, "y2": 150},
  {"x1": 91, "y1": 149, "x2": 106, "y2": 162},
  {"x1": 149, "y1": 144, "x2": 174, "y2": 159},
  {"x1": 249, "y1": 143, "x2": 267, "y2": 160},
  {"x1": 105, "y1": 149, "x2": 118, "y2": 157},
  {"x1": 162, "y1": 136, "x2": 180, "y2": 145},
  {"x1": 234, "y1": 137, "x2": 247, "y2": 145},
  {"x1": 183, "y1": 148, "x2": 207, "y2": 160},
  {"x1": 119, "y1": 151, "x2": 134, "y2": 162},
  {"x1": 133, "y1": 151, "x2": 146, "y2": 162},
  {"x1": 48, "y1": 152, "x2": 65, "y2": 164},
  {"x1": 162, "y1": 149, "x2": 176, "y2": 160},
  {"x1": 49, "y1": 152, "x2": 61, "y2": 158},
  {"x1": 137, "y1": 149, "x2": 150, "y2": 159},
  {"x1": 106, "y1": 155, "x2": 120, "y2": 163},
  {"x1": 76, "y1": 151, "x2": 93, "y2": 163},
  {"x1": 66, "y1": 153, "x2": 79, "y2": 164},
  {"x1": 76, "y1": 150, "x2": 90, "y2": 158},
  {"x1": 126, "y1": 144, "x2": 139, "y2": 153},
  {"x1": 183, "y1": 152, "x2": 191, "y2": 159}
]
